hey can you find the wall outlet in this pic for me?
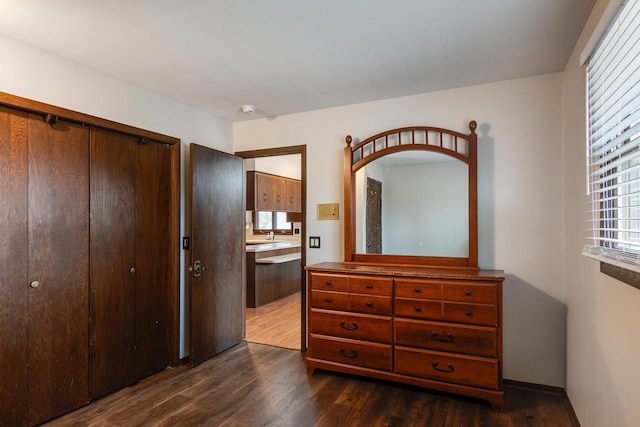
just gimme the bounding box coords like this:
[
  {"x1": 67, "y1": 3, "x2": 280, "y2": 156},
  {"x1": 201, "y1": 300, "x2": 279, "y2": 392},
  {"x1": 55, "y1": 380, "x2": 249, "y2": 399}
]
[{"x1": 309, "y1": 236, "x2": 321, "y2": 248}]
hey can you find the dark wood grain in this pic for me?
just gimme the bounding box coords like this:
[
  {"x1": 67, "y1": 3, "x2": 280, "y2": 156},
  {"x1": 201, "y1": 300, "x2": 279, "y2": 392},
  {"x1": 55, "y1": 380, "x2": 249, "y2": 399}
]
[
  {"x1": 0, "y1": 106, "x2": 29, "y2": 427},
  {"x1": 134, "y1": 140, "x2": 173, "y2": 379},
  {"x1": 189, "y1": 145, "x2": 244, "y2": 366},
  {"x1": 44, "y1": 343, "x2": 579, "y2": 427},
  {"x1": 90, "y1": 128, "x2": 137, "y2": 399},
  {"x1": 27, "y1": 117, "x2": 90, "y2": 425},
  {"x1": 0, "y1": 90, "x2": 179, "y2": 145},
  {"x1": 247, "y1": 247, "x2": 301, "y2": 307}
]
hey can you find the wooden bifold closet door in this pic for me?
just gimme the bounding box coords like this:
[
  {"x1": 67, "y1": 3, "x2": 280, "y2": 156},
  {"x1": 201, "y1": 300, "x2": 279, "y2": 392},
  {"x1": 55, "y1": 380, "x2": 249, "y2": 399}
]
[
  {"x1": 90, "y1": 128, "x2": 173, "y2": 399},
  {"x1": 0, "y1": 107, "x2": 89, "y2": 427}
]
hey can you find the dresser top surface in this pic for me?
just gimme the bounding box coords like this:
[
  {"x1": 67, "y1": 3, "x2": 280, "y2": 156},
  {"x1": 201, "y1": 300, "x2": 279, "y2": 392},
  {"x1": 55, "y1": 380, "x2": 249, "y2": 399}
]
[{"x1": 306, "y1": 262, "x2": 505, "y2": 282}]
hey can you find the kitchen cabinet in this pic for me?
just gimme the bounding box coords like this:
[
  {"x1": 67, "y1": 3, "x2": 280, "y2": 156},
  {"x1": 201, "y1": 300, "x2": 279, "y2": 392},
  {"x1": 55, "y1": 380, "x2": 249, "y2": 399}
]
[
  {"x1": 285, "y1": 177, "x2": 301, "y2": 212},
  {"x1": 247, "y1": 171, "x2": 301, "y2": 212},
  {"x1": 246, "y1": 244, "x2": 301, "y2": 307}
]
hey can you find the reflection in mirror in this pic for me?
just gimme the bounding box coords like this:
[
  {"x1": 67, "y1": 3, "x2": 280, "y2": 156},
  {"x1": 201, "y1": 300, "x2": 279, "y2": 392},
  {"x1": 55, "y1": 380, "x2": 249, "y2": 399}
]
[{"x1": 355, "y1": 151, "x2": 468, "y2": 257}]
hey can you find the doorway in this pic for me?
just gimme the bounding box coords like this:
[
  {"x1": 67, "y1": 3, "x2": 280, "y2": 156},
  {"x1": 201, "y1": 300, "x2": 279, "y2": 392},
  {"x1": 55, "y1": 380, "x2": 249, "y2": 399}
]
[{"x1": 235, "y1": 145, "x2": 307, "y2": 351}]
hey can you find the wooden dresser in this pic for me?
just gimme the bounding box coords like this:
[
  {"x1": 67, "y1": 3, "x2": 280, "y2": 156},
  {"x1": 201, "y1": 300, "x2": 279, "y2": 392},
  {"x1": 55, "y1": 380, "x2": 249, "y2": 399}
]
[{"x1": 306, "y1": 262, "x2": 505, "y2": 411}]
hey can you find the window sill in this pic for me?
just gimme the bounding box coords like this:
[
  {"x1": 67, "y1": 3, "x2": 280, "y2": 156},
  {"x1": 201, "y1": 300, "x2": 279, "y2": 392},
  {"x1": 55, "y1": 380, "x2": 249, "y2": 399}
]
[{"x1": 582, "y1": 251, "x2": 640, "y2": 289}]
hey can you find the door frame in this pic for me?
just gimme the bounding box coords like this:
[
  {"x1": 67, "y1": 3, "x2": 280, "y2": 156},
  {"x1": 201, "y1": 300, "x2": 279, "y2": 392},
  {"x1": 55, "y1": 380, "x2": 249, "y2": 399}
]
[{"x1": 234, "y1": 145, "x2": 307, "y2": 351}]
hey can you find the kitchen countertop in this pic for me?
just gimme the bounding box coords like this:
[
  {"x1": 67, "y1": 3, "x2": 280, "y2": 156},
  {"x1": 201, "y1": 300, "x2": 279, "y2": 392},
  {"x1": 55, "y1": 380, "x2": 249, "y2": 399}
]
[{"x1": 245, "y1": 241, "x2": 301, "y2": 253}]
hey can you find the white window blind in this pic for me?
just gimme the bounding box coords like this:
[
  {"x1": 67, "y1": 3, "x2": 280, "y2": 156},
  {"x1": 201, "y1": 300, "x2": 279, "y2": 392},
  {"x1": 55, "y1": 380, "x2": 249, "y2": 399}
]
[{"x1": 585, "y1": 0, "x2": 640, "y2": 270}]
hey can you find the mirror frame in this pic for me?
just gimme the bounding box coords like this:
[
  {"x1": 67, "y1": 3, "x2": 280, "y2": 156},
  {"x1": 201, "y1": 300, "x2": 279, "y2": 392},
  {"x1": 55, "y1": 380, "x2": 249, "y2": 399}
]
[{"x1": 344, "y1": 121, "x2": 478, "y2": 269}]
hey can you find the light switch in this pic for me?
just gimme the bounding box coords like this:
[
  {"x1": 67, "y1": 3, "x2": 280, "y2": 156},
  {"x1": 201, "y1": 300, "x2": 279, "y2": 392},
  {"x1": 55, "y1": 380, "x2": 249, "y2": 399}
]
[{"x1": 317, "y1": 203, "x2": 339, "y2": 220}]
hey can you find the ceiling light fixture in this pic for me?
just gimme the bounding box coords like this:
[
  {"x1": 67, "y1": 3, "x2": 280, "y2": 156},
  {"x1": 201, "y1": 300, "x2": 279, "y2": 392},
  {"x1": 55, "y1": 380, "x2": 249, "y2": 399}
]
[{"x1": 241, "y1": 104, "x2": 256, "y2": 114}]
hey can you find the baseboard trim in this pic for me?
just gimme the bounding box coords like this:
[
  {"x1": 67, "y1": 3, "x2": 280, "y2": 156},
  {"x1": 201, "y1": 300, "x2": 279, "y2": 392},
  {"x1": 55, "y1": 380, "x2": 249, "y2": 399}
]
[{"x1": 504, "y1": 379, "x2": 581, "y2": 427}]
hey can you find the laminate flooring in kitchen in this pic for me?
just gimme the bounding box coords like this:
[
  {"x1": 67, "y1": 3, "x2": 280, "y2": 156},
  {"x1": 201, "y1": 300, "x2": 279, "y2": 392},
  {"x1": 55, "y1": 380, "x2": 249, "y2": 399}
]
[{"x1": 245, "y1": 291, "x2": 301, "y2": 350}]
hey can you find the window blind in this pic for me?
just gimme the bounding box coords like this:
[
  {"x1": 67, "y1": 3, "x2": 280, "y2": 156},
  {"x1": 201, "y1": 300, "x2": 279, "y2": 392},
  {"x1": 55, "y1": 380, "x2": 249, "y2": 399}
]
[{"x1": 585, "y1": 0, "x2": 640, "y2": 269}]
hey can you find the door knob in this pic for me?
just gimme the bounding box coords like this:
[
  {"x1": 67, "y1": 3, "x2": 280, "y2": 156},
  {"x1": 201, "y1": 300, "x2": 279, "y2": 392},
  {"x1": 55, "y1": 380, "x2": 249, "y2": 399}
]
[
  {"x1": 189, "y1": 260, "x2": 209, "y2": 277},
  {"x1": 130, "y1": 267, "x2": 136, "y2": 274},
  {"x1": 30, "y1": 280, "x2": 40, "y2": 288}
]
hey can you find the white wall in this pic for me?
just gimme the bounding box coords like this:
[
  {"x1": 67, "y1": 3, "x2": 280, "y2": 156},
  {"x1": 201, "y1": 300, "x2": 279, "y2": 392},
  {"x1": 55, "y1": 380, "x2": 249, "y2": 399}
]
[
  {"x1": 0, "y1": 34, "x2": 233, "y2": 358},
  {"x1": 562, "y1": 1, "x2": 640, "y2": 426},
  {"x1": 234, "y1": 73, "x2": 566, "y2": 386},
  {"x1": 383, "y1": 160, "x2": 468, "y2": 256}
]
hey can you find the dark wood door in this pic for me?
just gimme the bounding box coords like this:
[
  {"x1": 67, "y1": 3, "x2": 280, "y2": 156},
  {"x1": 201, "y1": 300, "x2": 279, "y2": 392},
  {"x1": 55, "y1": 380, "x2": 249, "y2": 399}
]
[
  {"x1": 366, "y1": 177, "x2": 382, "y2": 253},
  {"x1": 134, "y1": 141, "x2": 173, "y2": 379},
  {"x1": 90, "y1": 128, "x2": 137, "y2": 399},
  {"x1": 189, "y1": 144, "x2": 244, "y2": 366},
  {"x1": 27, "y1": 117, "x2": 90, "y2": 425},
  {"x1": 0, "y1": 106, "x2": 29, "y2": 427}
]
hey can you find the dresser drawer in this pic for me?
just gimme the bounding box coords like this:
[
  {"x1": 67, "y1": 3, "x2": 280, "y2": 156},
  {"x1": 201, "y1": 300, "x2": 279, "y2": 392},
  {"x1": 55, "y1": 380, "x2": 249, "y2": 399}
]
[
  {"x1": 310, "y1": 310, "x2": 392, "y2": 343},
  {"x1": 310, "y1": 273, "x2": 349, "y2": 292},
  {"x1": 395, "y1": 347, "x2": 499, "y2": 390},
  {"x1": 443, "y1": 282, "x2": 498, "y2": 304},
  {"x1": 395, "y1": 279, "x2": 441, "y2": 299},
  {"x1": 310, "y1": 290, "x2": 349, "y2": 311},
  {"x1": 395, "y1": 298, "x2": 441, "y2": 320},
  {"x1": 309, "y1": 335, "x2": 392, "y2": 371},
  {"x1": 395, "y1": 319, "x2": 497, "y2": 357},
  {"x1": 443, "y1": 302, "x2": 497, "y2": 326},
  {"x1": 349, "y1": 276, "x2": 392, "y2": 296},
  {"x1": 350, "y1": 294, "x2": 392, "y2": 315}
]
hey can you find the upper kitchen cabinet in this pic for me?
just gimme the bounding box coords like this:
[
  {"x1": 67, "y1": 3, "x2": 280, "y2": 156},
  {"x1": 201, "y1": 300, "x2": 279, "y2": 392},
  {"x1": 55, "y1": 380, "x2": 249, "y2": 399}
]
[
  {"x1": 285, "y1": 177, "x2": 301, "y2": 212},
  {"x1": 247, "y1": 171, "x2": 301, "y2": 212}
]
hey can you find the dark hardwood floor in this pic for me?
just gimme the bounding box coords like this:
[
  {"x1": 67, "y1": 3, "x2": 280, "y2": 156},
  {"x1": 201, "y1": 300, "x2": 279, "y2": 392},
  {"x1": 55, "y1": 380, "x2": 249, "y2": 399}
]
[{"x1": 46, "y1": 342, "x2": 577, "y2": 426}]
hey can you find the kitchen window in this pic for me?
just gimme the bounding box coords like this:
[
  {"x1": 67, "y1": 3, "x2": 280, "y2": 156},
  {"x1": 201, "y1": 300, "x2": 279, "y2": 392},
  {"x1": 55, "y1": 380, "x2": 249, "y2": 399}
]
[
  {"x1": 254, "y1": 211, "x2": 292, "y2": 234},
  {"x1": 584, "y1": 0, "x2": 640, "y2": 281}
]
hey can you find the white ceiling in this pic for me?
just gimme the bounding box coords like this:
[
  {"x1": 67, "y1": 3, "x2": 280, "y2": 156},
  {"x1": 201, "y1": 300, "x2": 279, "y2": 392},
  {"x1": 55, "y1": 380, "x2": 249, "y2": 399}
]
[{"x1": 0, "y1": 0, "x2": 594, "y2": 122}]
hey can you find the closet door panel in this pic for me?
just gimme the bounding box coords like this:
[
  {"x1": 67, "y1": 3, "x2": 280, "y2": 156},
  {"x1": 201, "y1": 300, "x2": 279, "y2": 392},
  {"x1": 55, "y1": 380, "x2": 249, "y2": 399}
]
[
  {"x1": 27, "y1": 117, "x2": 89, "y2": 425},
  {"x1": 0, "y1": 107, "x2": 29, "y2": 427},
  {"x1": 90, "y1": 128, "x2": 136, "y2": 398},
  {"x1": 134, "y1": 141, "x2": 172, "y2": 379}
]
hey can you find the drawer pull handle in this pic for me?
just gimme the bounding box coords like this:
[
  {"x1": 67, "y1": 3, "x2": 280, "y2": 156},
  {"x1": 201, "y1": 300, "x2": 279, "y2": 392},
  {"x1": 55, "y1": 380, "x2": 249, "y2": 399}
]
[
  {"x1": 340, "y1": 321, "x2": 358, "y2": 330},
  {"x1": 340, "y1": 348, "x2": 358, "y2": 358},
  {"x1": 366, "y1": 302, "x2": 373, "y2": 307},
  {"x1": 415, "y1": 288, "x2": 421, "y2": 293},
  {"x1": 326, "y1": 281, "x2": 332, "y2": 286},
  {"x1": 415, "y1": 306, "x2": 422, "y2": 312},
  {"x1": 325, "y1": 298, "x2": 333, "y2": 303},
  {"x1": 465, "y1": 290, "x2": 472, "y2": 296},
  {"x1": 366, "y1": 284, "x2": 373, "y2": 289},
  {"x1": 432, "y1": 361, "x2": 455, "y2": 373},
  {"x1": 465, "y1": 310, "x2": 473, "y2": 317},
  {"x1": 431, "y1": 332, "x2": 453, "y2": 342}
]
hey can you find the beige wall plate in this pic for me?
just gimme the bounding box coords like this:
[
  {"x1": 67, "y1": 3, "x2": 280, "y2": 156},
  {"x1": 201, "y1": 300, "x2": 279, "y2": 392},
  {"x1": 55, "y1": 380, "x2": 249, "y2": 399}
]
[{"x1": 317, "y1": 203, "x2": 339, "y2": 220}]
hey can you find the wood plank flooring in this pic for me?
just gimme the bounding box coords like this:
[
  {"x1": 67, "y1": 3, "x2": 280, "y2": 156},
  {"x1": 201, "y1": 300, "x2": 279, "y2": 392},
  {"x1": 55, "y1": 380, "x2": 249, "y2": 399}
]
[
  {"x1": 46, "y1": 342, "x2": 577, "y2": 426},
  {"x1": 245, "y1": 291, "x2": 301, "y2": 350}
]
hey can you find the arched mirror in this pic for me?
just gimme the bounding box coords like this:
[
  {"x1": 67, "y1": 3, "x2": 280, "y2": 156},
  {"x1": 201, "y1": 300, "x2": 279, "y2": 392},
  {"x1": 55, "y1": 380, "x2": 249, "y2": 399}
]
[{"x1": 343, "y1": 121, "x2": 478, "y2": 269}]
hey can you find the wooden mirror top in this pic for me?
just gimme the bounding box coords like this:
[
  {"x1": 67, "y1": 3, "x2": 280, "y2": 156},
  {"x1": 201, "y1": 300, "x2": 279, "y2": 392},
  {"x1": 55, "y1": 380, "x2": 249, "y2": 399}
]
[{"x1": 343, "y1": 121, "x2": 478, "y2": 269}]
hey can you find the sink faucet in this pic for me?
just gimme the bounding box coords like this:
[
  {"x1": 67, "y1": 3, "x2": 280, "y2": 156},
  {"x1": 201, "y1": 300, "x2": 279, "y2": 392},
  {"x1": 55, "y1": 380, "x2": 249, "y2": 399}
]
[{"x1": 268, "y1": 231, "x2": 274, "y2": 240}]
